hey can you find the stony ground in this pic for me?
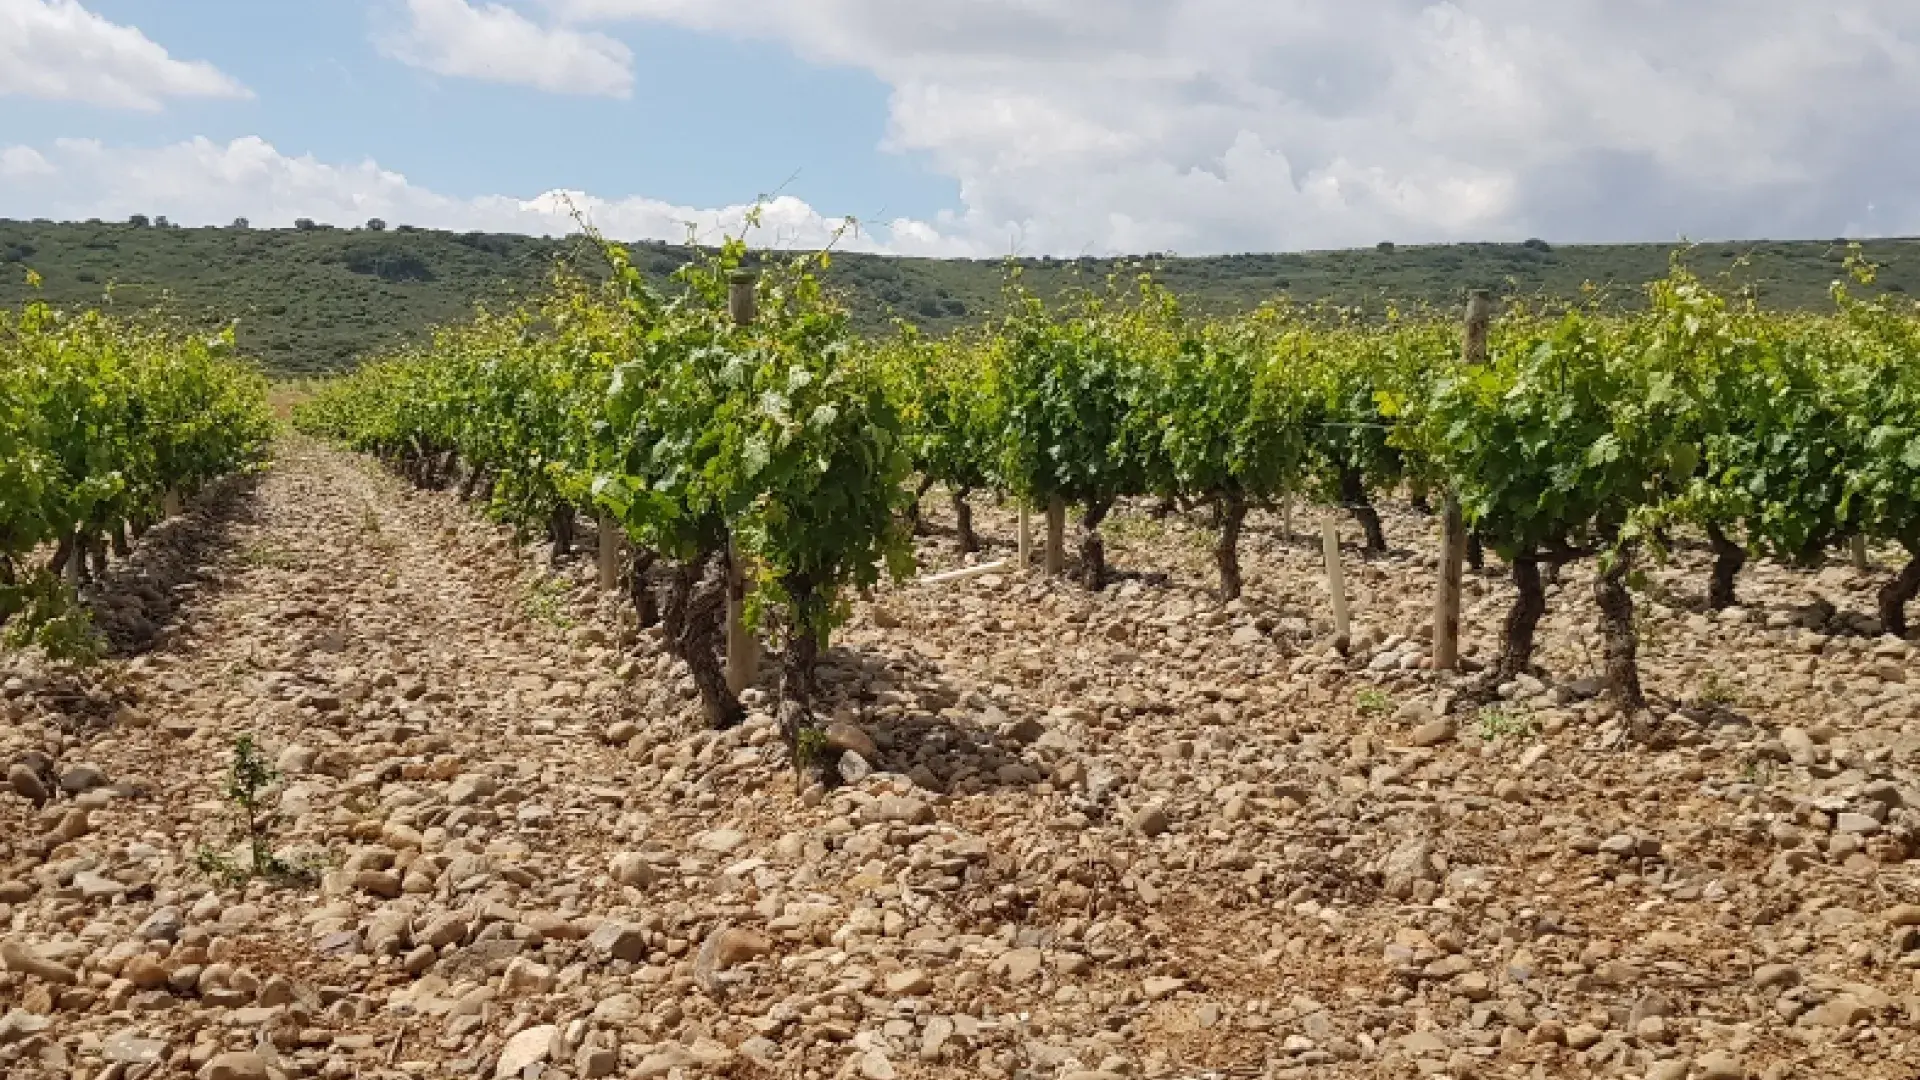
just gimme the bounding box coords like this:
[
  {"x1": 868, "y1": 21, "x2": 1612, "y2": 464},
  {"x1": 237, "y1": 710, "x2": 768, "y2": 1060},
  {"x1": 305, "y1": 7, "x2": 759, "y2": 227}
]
[{"x1": 2, "y1": 439, "x2": 1918, "y2": 1080}]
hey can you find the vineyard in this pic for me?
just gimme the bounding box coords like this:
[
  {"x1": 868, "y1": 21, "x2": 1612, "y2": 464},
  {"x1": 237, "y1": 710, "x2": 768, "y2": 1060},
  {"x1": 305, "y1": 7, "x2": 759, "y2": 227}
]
[
  {"x1": 295, "y1": 242, "x2": 1920, "y2": 736},
  {"x1": 1, "y1": 239, "x2": 1918, "y2": 1080},
  {"x1": 0, "y1": 278, "x2": 272, "y2": 656}
]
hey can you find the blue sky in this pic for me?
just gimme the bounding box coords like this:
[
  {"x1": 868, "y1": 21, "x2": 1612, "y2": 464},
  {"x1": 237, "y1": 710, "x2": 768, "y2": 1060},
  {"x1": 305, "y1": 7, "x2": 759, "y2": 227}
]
[
  {"x1": 4, "y1": 1, "x2": 1920, "y2": 256},
  {"x1": 2, "y1": 0, "x2": 957, "y2": 225}
]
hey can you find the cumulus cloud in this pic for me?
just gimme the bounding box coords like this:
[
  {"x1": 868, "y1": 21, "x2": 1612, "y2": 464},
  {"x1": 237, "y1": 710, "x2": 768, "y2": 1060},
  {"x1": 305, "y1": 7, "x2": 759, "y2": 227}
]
[
  {"x1": 0, "y1": 0, "x2": 250, "y2": 110},
  {"x1": 379, "y1": 0, "x2": 634, "y2": 98},
  {"x1": 0, "y1": 136, "x2": 911, "y2": 252},
  {"x1": 537, "y1": 0, "x2": 1920, "y2": 254}
]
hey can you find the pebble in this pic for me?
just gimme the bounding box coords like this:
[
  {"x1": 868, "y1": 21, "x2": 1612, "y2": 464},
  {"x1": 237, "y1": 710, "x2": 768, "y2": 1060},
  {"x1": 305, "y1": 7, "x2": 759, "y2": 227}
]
[
  {"x1": 0, "y1": 938, "x2": 77, "y2": 984},
  {"x1": 1131, "y1": 804, "x2": 1171, "y2": 837},
  {"x1": 494, "y1": 1025, "x2": 556, "y2": 1078},
  {"x1": 199, "y1": 1051, "x2": 269, "y2": 1080},
  {"x1": 7, "y1": 763, "x2": 47, "y2": 804},
  {"x1": 1694, "y1": 1050, "x2": 1744, "y2": 1080}
]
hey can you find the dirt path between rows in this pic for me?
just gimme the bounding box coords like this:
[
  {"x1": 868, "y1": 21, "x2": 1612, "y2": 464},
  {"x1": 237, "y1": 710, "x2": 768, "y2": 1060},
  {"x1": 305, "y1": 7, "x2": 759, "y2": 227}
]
[{"x1": 3, "y1": 440, "x2": 1918, "y2": 1080}]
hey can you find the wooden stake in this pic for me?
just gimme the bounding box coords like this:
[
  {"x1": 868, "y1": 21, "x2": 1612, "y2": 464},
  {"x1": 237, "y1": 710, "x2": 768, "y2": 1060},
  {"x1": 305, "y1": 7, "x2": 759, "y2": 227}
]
[
  {"x1": 1322, "y1": 521, "x2": 1350, "y2": 643},
  {"x1": 1017, "y1": 503, "x2": 1032, "y2": 571},
  {"x1": 725, "y1": 270, "x2": 760, "y2": 694},
  {"x1": 1433, "y1": 499, "x2": 1465, "y2": 670},
  {"x1": 1432, "y1": 289, "x2": 1491, "y2": 672},
  {"x1": 726, "y1": 538, "x2": 756, "y2": 695},
  {"x1": 1044, "y1": 496, "x2": 1066, "y2": 576},
  {"x1": 597, "y1": 515, "x2": 622, "y2": 592},
  {"x1": 1851, "y1": 534, "x2": 1870, "y2": 572}
]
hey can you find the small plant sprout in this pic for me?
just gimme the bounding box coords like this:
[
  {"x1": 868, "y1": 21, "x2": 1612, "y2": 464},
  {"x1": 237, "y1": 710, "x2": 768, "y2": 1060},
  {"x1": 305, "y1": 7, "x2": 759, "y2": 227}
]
[
  {"x1": 1696, "y1": 670, "x2": 1741, "y2": 709},
  {"x1": 1476, "y1": 705, "x2": 1537, "y2": 741},
  {"x1": 1354, "y1": 687, "x2": 1393, "y2": 716},
  {"x1": 522, "y1": 574, "x2": 575, "y2": 628},
  {"x1": 195, "y1": 733, "x2": 312, "y2": 885}
]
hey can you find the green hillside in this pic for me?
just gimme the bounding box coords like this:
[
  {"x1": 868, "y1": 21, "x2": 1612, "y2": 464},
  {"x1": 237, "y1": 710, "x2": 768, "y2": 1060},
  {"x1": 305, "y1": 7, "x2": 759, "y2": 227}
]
[{"x1": 3, "y1": 217, "x2": 1917, "y2": 375}]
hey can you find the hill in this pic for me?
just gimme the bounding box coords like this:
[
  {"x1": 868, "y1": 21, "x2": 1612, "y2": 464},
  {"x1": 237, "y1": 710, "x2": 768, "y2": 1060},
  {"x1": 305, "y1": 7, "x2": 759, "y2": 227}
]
[{"x1": 3, "y1": 217, "x2": 1918, "y2": 374}]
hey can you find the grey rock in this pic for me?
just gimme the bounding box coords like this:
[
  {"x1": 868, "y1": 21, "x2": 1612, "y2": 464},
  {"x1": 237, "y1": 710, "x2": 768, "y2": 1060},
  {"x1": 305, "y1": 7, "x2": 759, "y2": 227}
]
[
  {"x1": 58, "y1": 763, "x2": 108, "y2": 794},
  {"x1": 588, "y1": 921, "x2": 647, "y2": 963},
  {"x1": 139, "y1": 906, "x2": 184, "y2": 943},
  {"x1": 1382, "y1": 837, "x2": 1436, "y2": 899},
  {"x1": 1132, "y1": 804, "x2": 1171, "y2": 837},
  {"x1": 103, "y1": 1030, "x2": 168, "y2": 1065},
  {"x1": 7, "y1": 764, "x2": 47, "y2": 804}
]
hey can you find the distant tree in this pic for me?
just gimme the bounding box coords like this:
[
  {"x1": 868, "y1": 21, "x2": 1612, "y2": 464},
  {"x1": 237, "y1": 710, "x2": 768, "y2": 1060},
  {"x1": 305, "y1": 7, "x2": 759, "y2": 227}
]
[
  {"x1": 155, "y1": 216, "x2": 171, "y2": 228},
  {"x1": 231, "y1": 217, "x2": 250, "y2": 229},
  {"x1": 365, "y1": 218, "x2": 387, "y2": 231},
  {"x1": 295, "y1": 218, "x2": 318, "y2": 231},
  {"x1": 128, "y1": 214, "x2": 150, "y2": 227},
  {"x1": 1377, "y1": 241, "x2": 1396, "y2": 253},
  {"x1": 1523, "y1": 237, "x2": 1552, "y2": 252}
]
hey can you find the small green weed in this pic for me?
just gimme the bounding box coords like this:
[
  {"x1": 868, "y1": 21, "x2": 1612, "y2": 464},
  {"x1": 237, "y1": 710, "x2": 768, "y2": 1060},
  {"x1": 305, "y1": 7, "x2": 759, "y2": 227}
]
[
  {"x1": 1354, "y1": 687, "x2": 1393, "y2": 716},
  {"x1": 2, "y1": 573, "x2": 102, "y2": 664},
  {"x1": 1477, "y1": 705, "x2": 1537, "y2": 741},
  {"x1": 239, "y1": 544, "x2": 302, "y2": 571},
  {"x1": 196, "y1": 734, "x2": 314, "y2": 886},
  {"x1": 522, "y1": 575, "x2": 575, "y2": 628},
  {"x1": 1696, "y1": 670, "x2": 1741, "y2": 709},
  {"x1": 793, "y1": 724, "x2": 830, "y2": 773}
]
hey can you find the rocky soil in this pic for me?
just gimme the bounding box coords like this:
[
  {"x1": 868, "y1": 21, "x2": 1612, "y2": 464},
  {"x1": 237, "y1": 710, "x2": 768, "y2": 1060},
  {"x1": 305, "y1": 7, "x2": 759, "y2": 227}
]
[{"x1": 3, "y1": 440, "x2": 1918, "y2": 1080}]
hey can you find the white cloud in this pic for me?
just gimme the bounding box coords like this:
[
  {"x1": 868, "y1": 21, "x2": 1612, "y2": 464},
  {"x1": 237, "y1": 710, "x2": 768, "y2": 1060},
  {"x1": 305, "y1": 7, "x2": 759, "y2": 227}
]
[
  {"x1": 0, "y1": 146, "x2": 55, "y2": 178},
  {"x1": 536, "y1": 0, "x2": 1920, "y2": 254},
  {"x1": 0, "y1": 136, "x2": 900, "y2": 252},
  {"x1": 0, "y1": 0, "x2": 249, "y2": 111},
  {"x1": 379, "y1": 0, "x2": 633, "y2": 98}
]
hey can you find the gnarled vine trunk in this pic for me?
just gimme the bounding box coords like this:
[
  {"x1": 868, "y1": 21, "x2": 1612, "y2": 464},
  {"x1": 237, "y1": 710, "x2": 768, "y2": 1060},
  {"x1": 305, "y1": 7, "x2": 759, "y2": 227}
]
[
  {"x1": 907, "y1": 477, "x2": 936, "y2": 536},
  {"x1": 1077, "y1": 497, "x2": 1114, "y2": 591},
  {"x1": 1339, "y1": 468, "x2": 1387, "y2": 553},
  {"x1": 777, "y1": 573, "x2": 826, "y2": 779},
  {"x1": 1495, "y1": 552, "x2": 1545, "y2": 684},
  {"x1": 660, "y1": 553, "x2": 743, "y2": 729},
  {"x1": 625, "y1": 548, "x2": 660, "y2": 628},
  {"x1": 1706, "y1": 523, "x2": 1746, "y2": 610},
  {"x1": 457, "y1": 464, "x2": 485, "y2": 502},
  {"x1": 1467, "y1": 532, "x2": 1485, "y2": 572},
  {"x1": 48, "y1": 532, "x2": 75, "y2": 580},
  {"x1": 1880, "y1": 550, "x2": 1920, "y2": 639},
  {"x1": 548, "y1": 504, "x2": 577, "y2": 566},
  {"x1": 1409, "y1": 478, "x2": 1432, "y2": 515},
  {"x1": 1593, "y1": 544, "x2": 1647, "y2": 713},
  {"x1": 951, "y1": 487, "x2": 978, "y2": 554},
  {"x1": 86, "y1": 531, "x2": 108, "y2": 580},
  {"x1": 1215, "y1": 490, "x2": 1248, "y2": 602}
]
